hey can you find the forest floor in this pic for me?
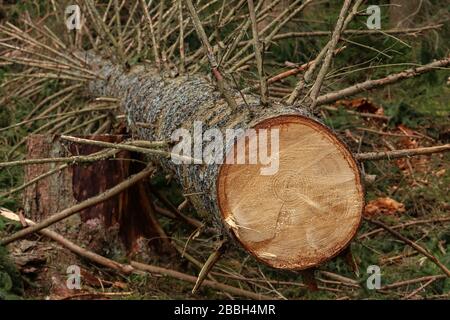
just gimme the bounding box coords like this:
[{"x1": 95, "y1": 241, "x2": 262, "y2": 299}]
[
  {"x1": 1, "y1": 75, "x2": 449, "y2": 300},
  {"x1": 0, "y1": 0, "x2": 449, "y2": 300}
]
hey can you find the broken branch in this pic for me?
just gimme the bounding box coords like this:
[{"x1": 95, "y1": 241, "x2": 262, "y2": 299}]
[
  {"x1": 355, "y1": 144, "x2": 450, "y2": 161},
  {"x1": 365, "y1": 218, "x2": 450, "y2": 277},
  {"x1": 315, "y1": 57, "x2": 450, "y2": 106}
]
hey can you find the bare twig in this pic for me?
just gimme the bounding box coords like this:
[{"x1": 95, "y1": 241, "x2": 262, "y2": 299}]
[
  {"x1": 315, "y1": 57, "x2": 450, "y2": 106},
  {"x1": 323, "y1": 105, "x2": 389, "y2": 120},
  {"x1": 358, "y1": 217, "x2": 450, "y2": 239},
  {"x1": 403, "y1": 278, "x2": 436, "y2": 299},
  {"x1": 59, "y1": 135, "x2": 170, "y2": 157},
  {"x1": 272, "y1": 24, "x2": 443, "y2": 40},
  {"x1": 0, "y1": 208, "x2": 269, "y2": 299},
  {"x1": 185, "y1": 0, "x2": 238, "y2": 110},
  {"x1": 0, "y1": 139, "x2": 170, "y2": 168},
  {"x1": 140, "y1": 0, "x2": 161, "y2": 68},
  {"x1": 355, "y1": 144, "x2": 450, "y2": 161},
  {"x1": 247, "y1": 0, "x2": 268, "y2": 105},
  {"x1": 287, "y1": 0, "x2": 363, "y2": 105},
  {"x1": 365, "y1": 219, "x2": 450, "y2": 277},
  {"x1": 178, "y1": 0, "x2": 185, "y2": 74},
  {"x1": 380, "y1": 275, "x2": 447, "y2": 290},
  {"x1": 85, "y1": 0, "x2": 125, "y2": 63},
  {"x1": 60, "y1": 292, "x2": 133, "y2": 300},
  {"x1": 131, "y1": 261, "x2": 273, "y2": 300}
]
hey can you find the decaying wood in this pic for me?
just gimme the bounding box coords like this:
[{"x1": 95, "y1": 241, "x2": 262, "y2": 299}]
[{"x1": 1, "y1": 162, "x2": 154, "y2": 246}]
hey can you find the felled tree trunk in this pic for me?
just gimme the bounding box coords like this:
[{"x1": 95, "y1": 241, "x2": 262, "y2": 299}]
[{"x1": 85, "y1": 53, "x2": 364, "y2": 270}]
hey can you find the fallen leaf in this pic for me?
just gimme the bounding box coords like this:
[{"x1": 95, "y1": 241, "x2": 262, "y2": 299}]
[
  {"x1": 435, "y1": 169, "x2": 446, "y2": 177},
  {"x1": 335, "y1": 98, "x2": 382, "y2": 114},
  {"x1": 364, "y1": 197, "x2": 406, "y2": 217}
]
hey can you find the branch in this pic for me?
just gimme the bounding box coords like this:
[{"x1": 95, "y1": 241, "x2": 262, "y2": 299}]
[
  {"x1": 365, "y1": 218, "x2": 450, "y2": 277},
  {"x1": 85, "y1": 0, "x2": 125, "y2": 63},
  {"x1": 272, "y1": 24, "x2": 443, "y2": 40},
  {"x1": 315, "y1": 57, "x2": 450, "y2": 106},
  {"x1": 0, "y1": 148, "x2": 119, "y2": 168},
  {"x1": 185, "y1": 0, "x2": 238, "y2": 110},
  {"x1": 243, "y1": 47, "x2": 346, "y2": 94},
  {"x1": 0, "y1": 209, "x2": 269, "y2": 300},
  {"x1": 149, "y1": 186, "x2": 203, "y2": 229},
  {"x1": 0, "y1": 139, "x2": 173, "y2": 169},
  {"x1": 358, "y1": 217, "x2": 450, "y2": 239},
  {"x1": 287, "y1": 0, "x2": 363, "y2": 105},
  {"x1": 221, "y1": 0, "x2": 277, "y2": 65},
  {"x1": 355, "y1": 144, "x2": 450, "y2": 161},
  {"x1": 140, "y1": 0, "x2": 161, "y2": 69},
  {"x1": 131, "y1": 261, "x2": 273, "y2": 300},
  {"x1": 0, "y1": 208, "x2": 134, "y2": 274},
  {"x1": 247, "y1": 0, "x2": 268, "y2": 105},
  {"x1": 178, "y1": 0, "x2": 185, "y2": 74},
  {"x1": 227, "y1": 0, "x2": 313, "y2": 73},
  {"x1": 380, "y1": 274, "x2": 447, "y2": 290},
  {"x1": 323, "y1": 105, "x2": 389, "y2": 121},
  {"x1": 59, "y1": 135, "x2": 170, "y2": 157},
  {"x1": 0, "y1": 166, "x2": 155, "y2": 246},
  {"x1": 308, "y1": 0, "x2": 353, "y2": 109},
  {"x1": 192, "y1": 239, "x2": 227, "y2": 294}
]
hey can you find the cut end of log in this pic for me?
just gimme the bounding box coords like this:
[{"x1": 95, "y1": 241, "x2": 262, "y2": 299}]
[{"x1": 217, "y1": 115, "x2": 364, "y2": 270}]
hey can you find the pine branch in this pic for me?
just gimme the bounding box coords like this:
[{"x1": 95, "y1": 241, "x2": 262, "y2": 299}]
[
  {"x1": 185, "y1": 0, "x2": 238, "y2": 110},
  {"x1": 0, "y1": 165, "x2": 155, "y2": 246},
  {"x1": 315, "y1": 57, "x2": 450, "y2": 106}
]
